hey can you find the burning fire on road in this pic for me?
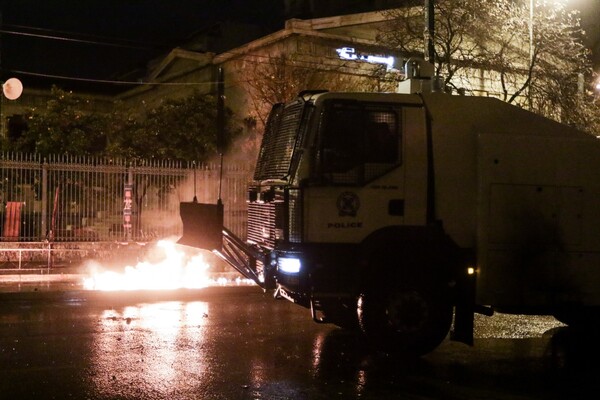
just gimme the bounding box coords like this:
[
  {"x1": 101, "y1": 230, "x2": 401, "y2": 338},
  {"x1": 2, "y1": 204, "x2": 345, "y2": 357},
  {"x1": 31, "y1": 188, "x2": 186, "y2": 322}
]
[{"x1": 83, "y1": 239, "x2": 252, "y2": 291}]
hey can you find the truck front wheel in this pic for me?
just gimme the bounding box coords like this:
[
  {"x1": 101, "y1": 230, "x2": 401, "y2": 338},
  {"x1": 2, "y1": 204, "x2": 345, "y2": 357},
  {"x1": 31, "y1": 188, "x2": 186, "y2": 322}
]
[{"x1": 357, "y1": 281, "x2": 452, "y2": 357}]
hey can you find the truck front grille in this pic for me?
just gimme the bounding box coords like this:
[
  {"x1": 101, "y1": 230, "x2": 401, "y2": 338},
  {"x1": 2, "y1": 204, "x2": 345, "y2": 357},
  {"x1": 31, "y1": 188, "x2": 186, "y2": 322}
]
[
  {"x1": 247, "y1": 202, "x2": 285, "y2": 248},
  {"x1": 288, "y1": 189, "x2": 302, "y2": 243}
]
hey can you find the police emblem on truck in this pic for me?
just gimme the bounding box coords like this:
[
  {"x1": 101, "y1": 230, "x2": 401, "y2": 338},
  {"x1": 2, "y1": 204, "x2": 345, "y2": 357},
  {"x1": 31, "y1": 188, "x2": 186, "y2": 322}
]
[{"x1": 337, "y1": 192, "x2": 360, "y2": 217}]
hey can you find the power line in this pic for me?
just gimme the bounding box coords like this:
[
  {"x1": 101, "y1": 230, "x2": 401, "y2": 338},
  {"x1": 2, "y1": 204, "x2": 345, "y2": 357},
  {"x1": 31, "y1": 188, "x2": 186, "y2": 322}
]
[
  {"x1": 4, "y1": 23, "x2": 166, "y2": 49},
  {"x1": 0, "y1": 27, "x2": 162, "y2": 51},
  {"x1": 9, "y1": 70, "x2": 215, "y2": 86}
]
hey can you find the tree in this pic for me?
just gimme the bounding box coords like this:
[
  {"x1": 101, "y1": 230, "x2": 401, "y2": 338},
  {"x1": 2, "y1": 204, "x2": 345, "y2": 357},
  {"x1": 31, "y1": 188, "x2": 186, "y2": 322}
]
[
  {"x1": 378, "y1": 0, "x2": 600, "y2": 134},
  {"x1": 7, "y1": 86, "x2": 108, "y2": 156},
  {"x1": 243, "y1": 53, "x2": 397, "y2": 129},
  {"x1": 107, "y1": 92, "x2": 241, "y2": 162},
  {"x1": 3, "y1": 87, "x2": 241, "y2": 162}
]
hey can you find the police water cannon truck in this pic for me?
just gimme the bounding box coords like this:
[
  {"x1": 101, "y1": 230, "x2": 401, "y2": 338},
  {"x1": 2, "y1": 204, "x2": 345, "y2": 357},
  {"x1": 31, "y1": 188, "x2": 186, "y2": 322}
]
[{"x1": 178, "y1": 65, "x2": 600, "y2": 356}]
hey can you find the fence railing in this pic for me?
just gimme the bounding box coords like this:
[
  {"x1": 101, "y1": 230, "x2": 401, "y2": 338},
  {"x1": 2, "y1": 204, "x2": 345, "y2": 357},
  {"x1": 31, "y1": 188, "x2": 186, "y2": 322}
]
[{"x1": 0, "y1": 153, "x2": 252, "y2": 242}]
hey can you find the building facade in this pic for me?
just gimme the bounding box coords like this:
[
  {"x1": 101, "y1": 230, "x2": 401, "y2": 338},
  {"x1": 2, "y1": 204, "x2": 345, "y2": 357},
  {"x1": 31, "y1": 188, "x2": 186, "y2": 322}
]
[{"x1": 1, "y1": 7, "x2": 545, "y2": 152}]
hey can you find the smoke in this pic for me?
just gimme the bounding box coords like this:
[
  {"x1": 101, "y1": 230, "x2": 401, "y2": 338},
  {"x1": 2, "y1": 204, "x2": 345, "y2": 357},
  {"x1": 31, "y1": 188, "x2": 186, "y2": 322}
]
[{"x1": 223, "y1": 130, "x2": 261, "y2": 165}]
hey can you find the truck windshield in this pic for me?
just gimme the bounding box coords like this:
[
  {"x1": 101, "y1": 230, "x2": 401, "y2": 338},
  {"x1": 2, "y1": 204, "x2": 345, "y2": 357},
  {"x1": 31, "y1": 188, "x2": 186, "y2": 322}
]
[
  {"x1": 254, "y1": 99, "x2": 305, "y2": 181},
  {"x1": 319, "y1": 100, "x2": 400, "y2": 185}
]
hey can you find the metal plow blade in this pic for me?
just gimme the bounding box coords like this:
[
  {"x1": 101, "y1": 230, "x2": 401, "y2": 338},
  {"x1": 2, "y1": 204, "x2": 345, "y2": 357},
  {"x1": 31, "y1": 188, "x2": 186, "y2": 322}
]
[{"x1": 177, "y1": 201, "x2": 224, "y2": 251}]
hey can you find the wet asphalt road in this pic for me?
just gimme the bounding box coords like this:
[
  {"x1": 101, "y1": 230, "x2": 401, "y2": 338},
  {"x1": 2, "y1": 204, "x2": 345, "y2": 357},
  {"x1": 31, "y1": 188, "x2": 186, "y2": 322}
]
[{"x1": 1, "y1": 285, "x2": 600, "y2": 400}]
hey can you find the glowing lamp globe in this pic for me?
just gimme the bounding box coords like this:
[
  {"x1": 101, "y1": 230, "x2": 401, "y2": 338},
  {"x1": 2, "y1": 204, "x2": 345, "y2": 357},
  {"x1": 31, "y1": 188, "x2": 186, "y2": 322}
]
[{"x1": 2, "y1": 78, "x2": 23, "y2": 100}]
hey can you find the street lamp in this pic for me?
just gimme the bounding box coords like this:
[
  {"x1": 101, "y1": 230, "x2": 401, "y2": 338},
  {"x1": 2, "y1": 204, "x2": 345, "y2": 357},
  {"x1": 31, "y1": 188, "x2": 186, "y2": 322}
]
[
  {"x1": 424, "y1": 0, "x2": 435, "y2": 63},
  {"x1": 0, "y1": 77, "x2": 24, "y2": 138},
  {"x1": 2, "y1": 78, "x2": 23, "y2": 100}
]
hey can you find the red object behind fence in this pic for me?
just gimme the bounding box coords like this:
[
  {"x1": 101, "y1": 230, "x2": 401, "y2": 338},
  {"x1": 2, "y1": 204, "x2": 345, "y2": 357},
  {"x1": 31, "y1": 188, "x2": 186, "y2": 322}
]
[{"x1": 3, "y1": 202, "x2": 23, "y2": 240}]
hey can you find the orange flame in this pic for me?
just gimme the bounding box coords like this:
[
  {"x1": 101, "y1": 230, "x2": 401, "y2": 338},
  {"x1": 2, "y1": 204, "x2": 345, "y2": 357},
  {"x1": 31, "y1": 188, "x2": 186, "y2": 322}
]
[{"x1": 83, "y1": 240, "x2": 214, "y2": 291}]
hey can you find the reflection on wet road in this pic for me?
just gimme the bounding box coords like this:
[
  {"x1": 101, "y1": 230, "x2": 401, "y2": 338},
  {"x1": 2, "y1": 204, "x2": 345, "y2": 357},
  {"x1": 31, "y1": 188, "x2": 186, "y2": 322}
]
[
  {"x1": 1, "y1": 286, "x2": 600, "y2": 399},
  {"x1": 89, "y1": 301, "x2": 210, "y2": 398}
]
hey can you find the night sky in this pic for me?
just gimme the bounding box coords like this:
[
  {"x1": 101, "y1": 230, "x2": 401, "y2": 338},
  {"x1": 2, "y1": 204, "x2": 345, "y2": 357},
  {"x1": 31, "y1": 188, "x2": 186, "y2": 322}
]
[
  {"x1": 0, "y1": 0, "x2": 285, "y2": 92},
  {"x1": 1, "y1": 0, "x2": 598, "y2": 94}
]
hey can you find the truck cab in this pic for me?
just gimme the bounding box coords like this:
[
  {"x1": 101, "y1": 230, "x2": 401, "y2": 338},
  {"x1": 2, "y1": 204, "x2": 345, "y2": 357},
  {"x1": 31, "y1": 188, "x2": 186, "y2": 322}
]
[{"x1": 246, "y1": 91, "x2": 459, "y2": 355}]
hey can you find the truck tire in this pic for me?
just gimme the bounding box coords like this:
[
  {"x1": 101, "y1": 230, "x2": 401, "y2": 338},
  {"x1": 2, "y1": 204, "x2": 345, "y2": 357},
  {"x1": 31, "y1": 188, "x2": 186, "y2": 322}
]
[
  {"x1": 357, "y1": 279, "x2": 453, "y2": 357},
  {"x1": 356, "y1": 227, "x2": 458, "y2": 356}
]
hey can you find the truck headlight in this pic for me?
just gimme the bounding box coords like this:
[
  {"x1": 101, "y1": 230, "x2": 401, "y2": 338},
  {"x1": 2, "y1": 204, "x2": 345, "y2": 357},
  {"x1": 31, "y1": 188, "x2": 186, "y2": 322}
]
[{"x1": 278, "y1": 257, "x2": 301, "y2": 274}]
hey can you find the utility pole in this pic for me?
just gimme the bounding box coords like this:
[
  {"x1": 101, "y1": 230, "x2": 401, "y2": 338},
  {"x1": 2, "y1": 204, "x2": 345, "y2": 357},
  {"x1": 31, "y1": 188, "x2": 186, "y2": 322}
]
[{"x1": 424, "y1": 0, "x2": 435, "y2": 63}]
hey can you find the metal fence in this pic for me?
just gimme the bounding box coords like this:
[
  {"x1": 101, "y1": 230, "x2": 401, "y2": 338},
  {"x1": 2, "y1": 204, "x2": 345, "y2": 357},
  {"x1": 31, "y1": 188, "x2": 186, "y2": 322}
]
[{"x1": 0, "y1": 153, "x2": 252, "y2": 242}]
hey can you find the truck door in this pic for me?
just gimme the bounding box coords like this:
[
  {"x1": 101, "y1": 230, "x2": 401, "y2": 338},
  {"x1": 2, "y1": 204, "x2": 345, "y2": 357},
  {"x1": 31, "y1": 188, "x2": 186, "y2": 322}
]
[{"x1": 304, "y1": 99, "x2": 428, "y2": 244}]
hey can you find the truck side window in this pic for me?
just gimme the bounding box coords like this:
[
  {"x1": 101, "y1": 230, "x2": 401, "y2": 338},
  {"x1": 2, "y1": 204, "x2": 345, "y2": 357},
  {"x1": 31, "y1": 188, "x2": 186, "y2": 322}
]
[
  {"x1": 320, "y1": 101, "x2": 400, "y2": 185},
  {"x1": 322, "y1": 103, "x2": 364, "y2": 173},
  {"x1": 366, "y1": 119, "x2": 398, "y2": 164}
]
